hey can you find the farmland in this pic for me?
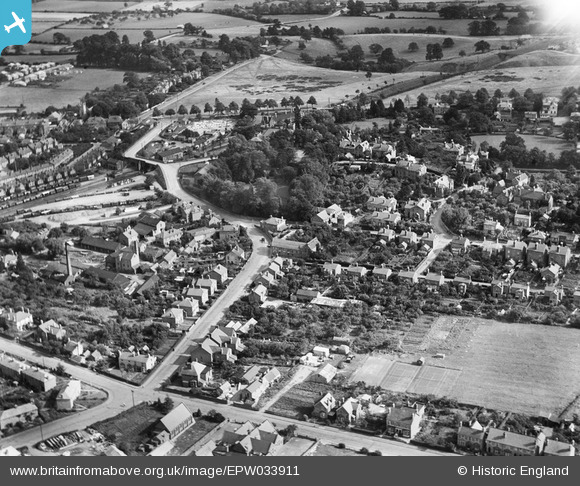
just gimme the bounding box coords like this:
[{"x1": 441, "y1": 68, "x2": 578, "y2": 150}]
[
  {"x1": 32, "y1": 1, "x2": 138, "y2": 13},
  {"x1": 0, "y1": 69, "x2": 125, "y2": 113},
  {"x1": 393, "y1": 65, "x2": 580, "y2": 101},
  {"x1": 162, "y1": 55, "x2": 432, "y2": 110}
]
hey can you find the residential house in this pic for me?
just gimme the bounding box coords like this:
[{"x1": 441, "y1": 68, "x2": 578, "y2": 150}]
[
  {"x1": 433, "y1": 175, "x2": 454, "y2": 196},
  {"x1": 21, "y1": 367, "x2": 56, "y2": 392},
  {"x1": 213, "y1": 420, "x2": 283, "y2": 456},
  {"x1": 180, "y1": 361, "x2": 213, "y2": 387},
  {"x1": 190, "y1": 339, "x2": 236, "y2": 365},
  {"x1": 377, "y1": 227, "x2": 396, "y2": 242},
  {"x1": 366, "y1": 196, "x2": 397, "y2": 212},
  {"x1": 514, "y1": 210, "x2": 532, "y2": 227},
  {"x1": 344, "y1": 264, "x2": 368, "y2": 278},
  {"x1": 2, "y1": 308, "x2": 33, "y2": 331},
  {"x1": 454, "y1": 276, "x2": 472, "y2": 295},
  {"x1": 456, "y1": 152, "x2": 480, "y2": 172},
  {"x1": 509, "y1": 282, "x2": 530, "y2": 300},
  {"x1": 218, "y1": 225, "x2": 238, "y2": 242},
  {"x1": 483, "y1": 219, "x2": 504, "y2": 235},
  {"x1": 154, "y1": 403, "x2": 194, "y2": 443},
  {"x1": 313, "y1": 392, "x2": 336, "y2": 419},
  {"x1": 486, "y1": 428, "x2": 545, "y2": 456},
  {"x1": 118, "y1": 226, "x2": 139, "y2": 247},
  {"x1": 156, "y1": 228, "x2": 183, "y2": 247},
  {"x1": 0, "y1": 403, "x2": 38, "y2": 430},
  {"x1": 233, "y1": 380, "x2": 269, "y2": 403},
  {"x1": 162, "y1": 308, "x2": 185, "y2": 328},
  {"x1": 541, "y1": 97, "x2": 559, "y2": 119},
  {"x1": 310, "y1": 364, "x2": 337, "y2": 384},
  {"x1": 254, "y1": 272, "x2": 276, "y2": 288},
  {"x1": 209, "y1": 264, "x2": 228, "y2": 285},
  {"x1": 106, "y1": 248, "x2": 139, "y2": 274},
  {"x1": 0, "y1": 356, "x2": 29, "y2": 380},
  {"x1": 527, "y1": 242, "x2": 548, "y2": 267},
  {"x1": 398, "y1": 230, "x2": 419, "y2": 246},
  {"x1": 515, "y1": 187, "x2": 553, "y2": 212},
  {"x1": 371, "y1": 140, "x2": 397, "y2": 160},
  {"x1": 196, "y1": 278, "x2": 217, "y2": 296},
  {"x1": 313, "y1": 346, "x2": 330, "y2": 358},
  {"x1": 226, "y1": 246, "x2": 246, "y2": 266},
  {"x1": 398, "y1": 270, "x2": 418, "y2": 284},
  {"x1": 373, "y1": 265, "x2": 392, "y2": 280},
  {"x1": 504, "y1": 240, "x2": 527, "y2": 262},
  {"x1": 550, "y1": 231, "x2": 579, "y2": 248},
  {"x1": 543, "y1": 439, "x2": 575, "y2": 456},
  {"x1": 549, "y1": 245, "x2": 571, "y2": 268},
  {"x1": 491, "y1": 279, "x2": 507, "y2": 297},
  {"x1": 369, "y1": 211, "x2": 401, "y2": 227},
  {"x1": 270, "y1": 238, "x2": 319, "y2": 259},
  {"x1": 544, "y1": 285, "x2": 565, "y2": 305},
  {"x1": 64, "y1": 340, "x2": 84, "y2": 357},
  {"x1": 336, "y1": 398, "x2": 363, "y2": 425},
  {"x1": 541, "y1": 263, "x2": 561, "y2": 283},
  {"x1": 404, "y1": 198, "x2": 431, "y2": 221},
  {"x1": 118, "y1": 352, "x2": 157, "y2": 372},
  {"x1": 158, "y1": 147, "x2": 184, "y2": 163},
  {"x1": 248, "y1": 284, "x2": 267, "y2": 304},
  {"x1": 176, "y1": 297, "x2": 199, "y2": 317},
  {"x1": 424, "y1": 272, "x2": 444, "y2": 290},
  {"x1": 261, "y1": 216, "x2": 287, "y2": 233},
  {"x1": 450, "y1": 237, "x2": 470, "y2": 254},
  {"x1": 186, "y1": 287, "x2": 209, "y2": 305},
  {"x1": 323, "y1": 262, "x2": 342, "y2": 276},
  {"x1": 37, "y1": 319, "x2": 66, "y2": 341},
  {"x1": 311, "y1": 204, "x2": 353, "y2": 228},
  {"x1": 385, "y1": 403, "x2": 425, "y2": 439},
  {"x1": 528, "y1": 231, "x2": 547, "y2": 244},
  {"x1": 393, "y1": 158, "x2": 427, "y2": 180},
  {"x1": 295, "y1": 289, "x2": 322, "y2": 303},
  {"x1": 457, "y1": 421, "x2": 485, "y2": 452},
  {"x1": 55, "y1": 380, "x2": 82, "y2": 411},
  {"x1": 420, "y1": 232, "x2": 438, "y2": 250},
  {"x1": 482, "y1": 239, "x2": 503, "y2": 257}
]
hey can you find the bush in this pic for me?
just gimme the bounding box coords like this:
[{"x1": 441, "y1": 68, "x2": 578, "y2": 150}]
[
  {"x1": 337, "y1": 442, "x2": 346, "y2": 449},
  {"x1": 360, "y1": 447, "x2": 369, "y2": 454}
]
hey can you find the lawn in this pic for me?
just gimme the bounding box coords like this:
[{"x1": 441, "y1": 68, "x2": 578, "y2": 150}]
[
  {"x1": 444, "y1": 320, "x2": 580, "y2": 419},
  {"x1": 471, "y1": 134, "x2": 572, "y2": 156},
  {"x1": 308, "y1": 442, "x2": 359, "y2": 456},
  {"x1": 0, "y1": 68, "x2": 126, "y2": 114}
]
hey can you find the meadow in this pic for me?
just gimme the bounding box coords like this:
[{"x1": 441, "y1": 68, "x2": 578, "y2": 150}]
[{"x1": 32, "y1": 0, "x2": 137, "y2": 13}]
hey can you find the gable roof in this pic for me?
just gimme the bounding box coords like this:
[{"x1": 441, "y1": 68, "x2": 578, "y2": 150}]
[{"x1": 159, "y1": 403, "x2": 192, "y2": 433}]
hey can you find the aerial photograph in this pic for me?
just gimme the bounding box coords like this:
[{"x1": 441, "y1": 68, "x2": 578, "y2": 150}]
[{"x1": 0, "y1": 0, "x2": 579, "y2": 459}]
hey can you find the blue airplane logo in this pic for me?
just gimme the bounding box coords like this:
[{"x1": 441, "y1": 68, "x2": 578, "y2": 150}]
[
  {"x1": 5, "y1": 12, "x2": 26, "y2": 34},
  {"x1": 0, "y1": 2, "x2": 32, "y2": 53}
]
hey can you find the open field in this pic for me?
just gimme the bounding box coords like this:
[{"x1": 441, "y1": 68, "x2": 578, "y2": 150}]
[
  {"x1": 32, "y1": 11, "x2": 92, "y2": 21},
  {"x1": 33, "y1": 1, "x2": 137, "y2": 13},
  {"x1": 497, "y1": 50, "x2": 580, "y2": 68},
  {"x1": 351, "y1": 319, "x2": 580, "y2": 418},
  {"x1": 277, "y1": 37, "x2": 338, "y2": 63},
  {"x1": 124, "y1": 1, "x2": 202, "y2": 11},
  {"x1": 33, "y1": 27, "x2": 178, "y2": 44},
  {"x1": 289, "y1": 16, "x2": 510, "y2": 37},
  {"x1": 341, "y1": 34, "x2": 518, "y2": 65},
  {"x1": 163, "y1": 56, "x2": 432, "y2": 109},
  {"x1": 392, "y1": 65, "x2": 580, "y2": 103},
  {"x1": 471, "y1": 134, "x2": 573, "y2": 155},
  {"x1": 31, "y1": 22, "x2": 66, "y2": 35},
  {"x1": 0, "y1": 68, "x2": 126, "y2": 113}
]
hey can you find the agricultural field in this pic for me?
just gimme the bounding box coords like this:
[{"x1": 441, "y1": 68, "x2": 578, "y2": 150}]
[
  {"x1": 0, "y1": 68, "x2": 125, "y2": 114},
  {"x1": 268, "y1": 380, "x2": 347, "y2": 419},
  {"x1": 32, "y1": 1, "x2": 137, "y2": 13},
  {"x1": 290, "y1": 16, "x2": 510, "y2": 37},
  {"x1": 471, "y1": 134, "x2": 573, "y2": 155},
  {"x1": 394, "y1": 64, "x2": 580, "y2": 101},
  {"x1": 33, "y1": 27, "x2": 177, "y2": 44},
  {"x1": 277, "y1": 37, "x2": 338, "y2": 63},
  {"x1": 163, "y1": 56, "x2": 432, "y2": 110}
]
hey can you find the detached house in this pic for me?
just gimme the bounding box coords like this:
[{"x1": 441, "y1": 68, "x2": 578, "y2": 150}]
[
  {"x1": 180, "y1": 361, "x2": 213, "y2": 387},
  {"x1": 336, "y1": 398, "x2": 363, "y2": 425},
  {"x1": 404, "y1": 198, "x2": 431, "y2": 221},
  {"x1": 457, "y1": 421, "x2": 485, "y2": 452},
  {"x1": 313, "y1": 392, "x2": 336, "y2": 419},
  {"x1": 37, "y1": 319, "x2": 66, "y2": 341},
  {"x1": 549, "y1": 245, "x2": 571, "y2": 268},
  {"x1": 118, "y1": 352, "x2": 157, "y2": 372},
  {"x1": 385, "y1": 403, "x2": 425, "y2": 440}
]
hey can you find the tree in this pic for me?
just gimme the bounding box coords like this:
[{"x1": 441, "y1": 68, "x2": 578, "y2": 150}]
[
  {"x1": 177, "y1": 104, "x2": 188, "y2": 115},
  {"x1": 143, "y1": 30, "x2": 155, "y2": 43},
  {"x1": 459, "y1": 50, "x2": 466, "y2": 57},
  {"x1": 228, "y1": 101, "x2": 239, "y2": 113},
  {"x1": 369, "y1": 43, "x2": 383, "y2": 55},
  {"x1": 442, "y1": 37, "x2": 455, "y2": 48},
  {"x1": 408, "y1": 42, "x2": 419, "y2": 52},
  {"x1": 474, "y1": 40, "x2": 491, "y2": 53},
  {"x1": 204, "y1": 102, "x2": 213, "y2": 113},
  {"x1": 365, "y1": 71, "x2": 372, "y2": 80},
  {"x1": 426, "y1": 43, "x2": 443, "y2": 61},
  {"x1": 190, "y1": 104, "x2": 201, "y2": 115},
  {"x1": 389, "y1": 0, "x2": 399, "y2": 9},
  {"x1": 307, "y1": 96, "x2": 317, "y2": 108},
  {"x1": 294, "y1": 96, "x2": 304, "y2": 107},
  {"x1": 298, "y1": 41, "x2": 306, "y2": 50},
  {"x1": 417, "y1": 93, "x2": 428, "y2": 108}
]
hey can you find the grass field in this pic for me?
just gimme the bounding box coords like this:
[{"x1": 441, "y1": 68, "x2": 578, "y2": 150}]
[
  {"x1": 289, "y1": 16, "x2": 510, "y2": 37},
  {"x1": 351, "y1": 319, "x2": 580, "y2": 418},
  {"x1": 471, "y1": 134, "x2": 573, "y2": 155},
  {"x1": 32, "y1": 1, "x2": 137, "y2": 13},
  {"x1": 163, "y1": 56, "x2": 431, "y2": 109},
  {"x1": 394, "y1": 65, "x2": 580, "y2": 101},
  {"x1": 0, "y1": 69, "x2": 125, "y2": 113},
  {"x1": 341, "y1": 34, "x2": 515, "y2": 65}
]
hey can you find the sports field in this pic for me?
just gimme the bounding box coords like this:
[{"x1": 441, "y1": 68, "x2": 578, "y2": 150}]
[{"x1": 350, "y1": 319, "x2": 580, "y2": 418}]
